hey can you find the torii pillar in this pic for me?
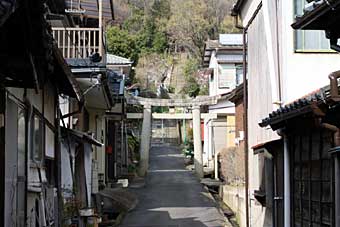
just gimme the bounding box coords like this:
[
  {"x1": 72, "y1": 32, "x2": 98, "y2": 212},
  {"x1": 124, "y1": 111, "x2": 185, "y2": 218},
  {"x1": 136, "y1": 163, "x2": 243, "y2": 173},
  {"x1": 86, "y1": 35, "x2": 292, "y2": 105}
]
[
  {"x1": 139, "y1": 104, "x2": 152, "y2": 176},
  {"x1": 192, "y1": 105, "x2": 204, "y2": 178}
]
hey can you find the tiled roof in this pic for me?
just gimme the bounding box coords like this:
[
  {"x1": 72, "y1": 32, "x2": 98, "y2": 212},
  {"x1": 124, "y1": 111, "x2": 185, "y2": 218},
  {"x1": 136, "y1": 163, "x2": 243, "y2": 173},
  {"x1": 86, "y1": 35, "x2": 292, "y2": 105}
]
[
  {"x1": 259, "y1": 89, "x2": 327, "y2": 129},
  {"x1": 292, "y1": 0, "x2": 340, "y2": 30}
]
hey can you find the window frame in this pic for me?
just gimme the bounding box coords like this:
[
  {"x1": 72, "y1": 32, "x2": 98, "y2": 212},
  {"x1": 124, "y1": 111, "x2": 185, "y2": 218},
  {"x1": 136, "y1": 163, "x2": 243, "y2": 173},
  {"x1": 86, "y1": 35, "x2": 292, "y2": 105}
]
[
  {"x1": 31, "y1": 110, "x2": 44, "y2": 163},
  {"x1": 293, "y1": 0, "x2": 334, "y2": 53},
  {"x1": 218, "y1": 64, "x2": 237, "y2": 89},
  {"x1": 290, "y1": 131, "x2": 335, "y2": 227}
]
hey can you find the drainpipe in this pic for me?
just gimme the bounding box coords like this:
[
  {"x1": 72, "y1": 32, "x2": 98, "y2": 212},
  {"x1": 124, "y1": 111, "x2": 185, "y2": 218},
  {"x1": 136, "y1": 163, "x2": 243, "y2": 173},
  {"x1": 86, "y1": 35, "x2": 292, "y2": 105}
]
[
  {"x1": 233, "y1": 4, "x2": 263, "y2": 226},
  {"x1": 242, "y1": 27, "x2": 250, "y2": 227},
  {"x1": 277, "y1": 129, "x2": 290, "y2": 227},
  {"x1": 233, "y1": 12, "x2": 250, "y2": 227},
  {"x1": 283, "y1": 134, "x2": 290, "y2": 227}
]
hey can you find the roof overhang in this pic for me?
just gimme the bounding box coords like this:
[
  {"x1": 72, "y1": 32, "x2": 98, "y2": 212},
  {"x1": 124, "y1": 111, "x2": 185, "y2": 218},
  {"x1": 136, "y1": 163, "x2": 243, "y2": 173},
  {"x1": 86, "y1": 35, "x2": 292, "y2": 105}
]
[
  {"x1": 229, "y1": 83, "x2": 244, "y2": 103},
  {"x1": 61, "y1": 127, "x2": 103, "y2": 147},
  {"x1": 292, "y1": 0, "x2": 340, "y2": 31},
  {"x1": 259, "y1": 85, "x2": 334, "y2": 130},
  {"x1": 252, "y1": 139, "x2": 283, "y2": 155},
  {"x1": 53, "y1": 44, "x2": 83, "y2": 101}
]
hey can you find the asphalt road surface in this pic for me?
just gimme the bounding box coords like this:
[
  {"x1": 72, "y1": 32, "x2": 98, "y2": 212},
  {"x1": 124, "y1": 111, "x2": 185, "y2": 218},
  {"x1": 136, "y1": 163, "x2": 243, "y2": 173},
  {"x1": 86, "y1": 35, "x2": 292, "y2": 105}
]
[{"x1": 120, "y1": 144, "x2": 227, "y2": 227}]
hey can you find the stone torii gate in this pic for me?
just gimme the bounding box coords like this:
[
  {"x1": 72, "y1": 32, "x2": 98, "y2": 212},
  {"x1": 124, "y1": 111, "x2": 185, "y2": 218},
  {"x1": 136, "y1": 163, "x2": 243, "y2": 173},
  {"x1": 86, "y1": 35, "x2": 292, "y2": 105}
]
[{"x1": 126, "y1": 95, "x2": 222, "y2": 178}]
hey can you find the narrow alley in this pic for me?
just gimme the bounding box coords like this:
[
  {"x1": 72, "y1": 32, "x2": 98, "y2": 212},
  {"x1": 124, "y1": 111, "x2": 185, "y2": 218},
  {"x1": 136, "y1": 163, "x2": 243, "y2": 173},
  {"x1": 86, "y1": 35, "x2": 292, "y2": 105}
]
[
  {"x1": 120, "y1": 144, "x2": 228, "y2": 227},
  {"x1": 2, "y1": 0, "x2": 340, "y2": 226}
]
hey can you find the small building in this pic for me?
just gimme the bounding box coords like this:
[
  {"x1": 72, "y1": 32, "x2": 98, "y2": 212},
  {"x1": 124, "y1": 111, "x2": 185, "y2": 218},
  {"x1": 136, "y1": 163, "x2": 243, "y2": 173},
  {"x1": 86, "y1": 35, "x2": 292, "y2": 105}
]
[
  {"x1": 259, "y1": 84, "x2": 339, "y2": 227},
  {"x1": 47, "y1": 0, "x2": 131, "y2": 224},
  {"x1": 202, "y1": 34, "x2": 243, "y2": 176}
]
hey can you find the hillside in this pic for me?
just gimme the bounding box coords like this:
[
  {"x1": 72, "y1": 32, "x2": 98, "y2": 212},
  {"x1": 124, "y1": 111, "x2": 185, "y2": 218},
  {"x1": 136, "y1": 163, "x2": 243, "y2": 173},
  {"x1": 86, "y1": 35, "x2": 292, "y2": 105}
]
[{"x1": 107, "y1": 0, "x2": 239, "y2": 97}]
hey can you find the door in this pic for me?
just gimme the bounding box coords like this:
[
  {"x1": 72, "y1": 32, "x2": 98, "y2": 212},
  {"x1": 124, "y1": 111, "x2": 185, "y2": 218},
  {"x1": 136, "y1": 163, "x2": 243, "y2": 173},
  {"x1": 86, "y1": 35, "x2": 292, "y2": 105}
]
[{"x1": 4, "y1": 97, "x2": 26, "y2": 227}]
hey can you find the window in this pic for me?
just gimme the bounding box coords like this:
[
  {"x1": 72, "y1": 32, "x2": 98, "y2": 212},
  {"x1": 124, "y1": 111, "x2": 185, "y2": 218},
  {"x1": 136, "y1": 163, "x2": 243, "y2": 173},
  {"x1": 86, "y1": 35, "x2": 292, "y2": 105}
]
[
  {"x1": 45, "y1": 126, "x2": 55, "y2": 159},
  {"x1": 290, "y1": 132, "x2": 335, "y2": 227},
  {"x1": 218, "y1": 64, "x2": 236, "y2": 89},
  {"x1": 17, "y1": 108, "x2": 26, "y2": 226},
  {"x1": 32, "y1": 113, "x2": 43, "y2": 162},
  {"x1": 294, "y1": 0, "x2": 331, "y2": 51},
  {"x1": 236, "y1": 65, "x2": 243, "y2": 85}
]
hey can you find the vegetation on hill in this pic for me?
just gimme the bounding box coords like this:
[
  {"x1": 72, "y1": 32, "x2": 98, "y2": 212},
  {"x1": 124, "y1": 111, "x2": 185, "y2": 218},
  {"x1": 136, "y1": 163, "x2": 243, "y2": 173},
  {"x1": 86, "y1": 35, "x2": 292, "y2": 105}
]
[{"x1": 107, "y1": 0, "x2": 239, "y2": 97}]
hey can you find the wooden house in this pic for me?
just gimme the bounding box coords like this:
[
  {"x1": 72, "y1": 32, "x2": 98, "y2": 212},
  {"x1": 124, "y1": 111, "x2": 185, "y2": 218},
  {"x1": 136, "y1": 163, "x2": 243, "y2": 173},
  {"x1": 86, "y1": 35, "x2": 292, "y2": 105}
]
[{"x1": 0, "y1": 0, "x2": 82, "y2": 226}]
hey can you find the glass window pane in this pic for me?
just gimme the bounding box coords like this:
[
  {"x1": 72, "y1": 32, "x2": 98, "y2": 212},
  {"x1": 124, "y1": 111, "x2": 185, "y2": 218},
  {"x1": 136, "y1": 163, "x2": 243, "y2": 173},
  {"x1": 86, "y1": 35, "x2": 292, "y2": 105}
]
[
  {"x1": 302, "y1": 200, "x2": 309, "y2": 219},
  {"x1": 302, "y1": 181, "x2": 309, "y2": 200},
  {"x1": 33, "y1": 114, "x2": 43, "y2": 162},
  {"x1": 17, "y1": 109, "x2": 25, "y2": 177},
  {"x1": 311, "y1": 181, "x2": 321, "y2": 201},
  {"x1": 311, "y1": 161, "x2": 321, "y2": 180},
  {"x1": 311, "y1": 202, "x2": 321, "y2": 223},
  {"x1": 322, "y1": 160, "x2": 331, "y2": 181},
  {"x1": 45, "y1": 126, "x2": 55, "y2": 159},
  {"x1": 321, "y1": 204, "x2": 331, "y2": 225},
  {"x1": 304, "y1": 31, "x2": 321, "y2": 50},
  {"x1": 311, "y1": 133, "x2": 320, "y2": 160},
  {"x1": 294, "y1": 0, "x2": 331, "y2": 51},
  {"x1": 322, "y1": 182, "x2": 331, "y2": 202}
]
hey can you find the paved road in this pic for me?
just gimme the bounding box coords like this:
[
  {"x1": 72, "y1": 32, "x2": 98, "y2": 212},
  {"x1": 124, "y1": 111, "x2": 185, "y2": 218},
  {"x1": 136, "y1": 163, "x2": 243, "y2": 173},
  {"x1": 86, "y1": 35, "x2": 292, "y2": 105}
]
[{"x1": 120, "y1": 144, "x2": 227, "y2": 227}]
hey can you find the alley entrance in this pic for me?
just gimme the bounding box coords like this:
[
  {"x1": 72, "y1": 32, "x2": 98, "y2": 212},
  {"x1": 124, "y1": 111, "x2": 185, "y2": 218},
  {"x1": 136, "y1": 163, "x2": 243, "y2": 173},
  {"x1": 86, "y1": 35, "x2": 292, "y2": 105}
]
[
  {"x1": 120, "y1": 144, "x2": 228, "y2": 227},
  {"x1": 152, "y1": 119, "x2": 182, "y2": 145}
]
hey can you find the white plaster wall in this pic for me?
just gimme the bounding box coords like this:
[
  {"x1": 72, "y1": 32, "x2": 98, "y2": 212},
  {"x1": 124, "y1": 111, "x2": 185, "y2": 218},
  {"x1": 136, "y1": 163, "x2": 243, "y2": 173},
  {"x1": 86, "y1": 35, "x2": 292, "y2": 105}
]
[
  {"x1": 238, "y1": 1, "x2": 340, "y2": 227},
  {"x1": 209, "y1": 50, "x2": 219, "y2": 96},
  {"x1": 220, "y1": 185, "x2": 247, "y2": 227},
  {"x1": 209, "y1": 53, "x2": 236, "y2": 96}
]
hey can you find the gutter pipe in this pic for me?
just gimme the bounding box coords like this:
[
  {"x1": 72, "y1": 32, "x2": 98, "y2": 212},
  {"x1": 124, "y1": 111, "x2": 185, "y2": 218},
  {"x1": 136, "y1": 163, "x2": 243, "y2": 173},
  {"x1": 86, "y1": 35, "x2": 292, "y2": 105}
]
[
  {"x1": 233, "y1": 12, "x2": 249, "y2": 227},
  {"x1": 283, "y1": 133, "x2": 290, "y2": 227},
  {"x1": 242, "y1": 28, "x2": 250, "y2": 227},
  {"x1": 232, "y1": 3, "x2": 263, "y2": 227}
]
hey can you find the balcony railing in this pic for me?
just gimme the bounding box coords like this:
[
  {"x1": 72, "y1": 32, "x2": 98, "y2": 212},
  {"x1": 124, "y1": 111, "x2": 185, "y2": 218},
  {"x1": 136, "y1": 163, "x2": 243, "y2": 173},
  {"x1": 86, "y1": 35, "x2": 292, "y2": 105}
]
[{"x1": 52, "y1": 27, "x2": 102, "y2": 59}]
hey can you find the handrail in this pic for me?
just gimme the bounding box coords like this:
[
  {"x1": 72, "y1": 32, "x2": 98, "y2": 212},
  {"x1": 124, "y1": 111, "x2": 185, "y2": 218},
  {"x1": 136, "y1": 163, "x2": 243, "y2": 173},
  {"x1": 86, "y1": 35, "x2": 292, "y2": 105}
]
[{"x1": 52, "y1": 27, "x2": 100, "y2": 31}]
